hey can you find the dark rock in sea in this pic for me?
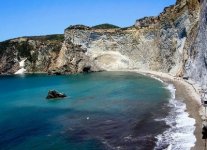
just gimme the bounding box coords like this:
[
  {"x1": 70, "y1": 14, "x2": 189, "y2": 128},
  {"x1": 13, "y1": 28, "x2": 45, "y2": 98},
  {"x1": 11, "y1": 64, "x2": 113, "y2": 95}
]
[{"x1": 46, "y1": 90, "x2": 67, "y2": 99}]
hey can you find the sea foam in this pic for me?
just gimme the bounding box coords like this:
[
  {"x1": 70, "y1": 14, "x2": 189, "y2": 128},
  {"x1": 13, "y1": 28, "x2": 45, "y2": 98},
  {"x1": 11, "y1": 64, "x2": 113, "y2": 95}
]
[
  {"x1": 150, "y1": 75, "x2": 164, "y2": 83},
  {"x1": 154, "y1": 84, "x2": 196, "y2": 150}
]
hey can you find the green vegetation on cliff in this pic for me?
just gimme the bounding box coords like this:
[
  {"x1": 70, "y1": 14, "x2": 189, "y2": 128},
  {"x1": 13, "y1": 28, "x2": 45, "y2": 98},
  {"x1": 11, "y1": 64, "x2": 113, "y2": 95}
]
[
  {"x1": 65, "y1": 24, "x2": 120, "y2": 30},
  {"x1": 16, "y1": 41, "x2": 33, "y2": 58},
  {"x1": 92, "y1": 23, "x2": 120, "y2": 29},
  {"x1": 0, "y1": 40, "x2": 10, "y2": 55},
  {"x1": 66, "y1": 25, "x2": 91, "y2": 30},
  {"x1": 0, "y1": 34, "x2": 64, "y2": 55},
  {"x1": 23, "y1": 34, "x2": 64, "y2": 42}
]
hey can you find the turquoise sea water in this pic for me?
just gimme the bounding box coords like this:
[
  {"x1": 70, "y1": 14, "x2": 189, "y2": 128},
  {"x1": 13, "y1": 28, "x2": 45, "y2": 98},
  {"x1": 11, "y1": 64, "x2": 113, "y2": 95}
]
[{"x1": 0, "y1": 72, "x2": 171, "y2": 150}]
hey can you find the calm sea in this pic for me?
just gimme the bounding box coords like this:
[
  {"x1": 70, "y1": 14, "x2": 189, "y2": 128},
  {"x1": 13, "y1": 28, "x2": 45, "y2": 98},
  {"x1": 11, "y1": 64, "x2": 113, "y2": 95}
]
[{"x1": 0, "y1": 72, "x2": 195, "y2": 150}]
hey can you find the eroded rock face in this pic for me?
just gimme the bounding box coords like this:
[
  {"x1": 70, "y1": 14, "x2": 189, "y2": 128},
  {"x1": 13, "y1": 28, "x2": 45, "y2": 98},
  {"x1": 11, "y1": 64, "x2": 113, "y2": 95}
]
[
  {"x1": 0, "y1": 35, "x2": 64, "y2": 74},
  {"x1": 63, "y1": 0, "x2": 200, "y2": 75},
  {"x1": 184, "y1": 0, "x2": 207, "y2": 89},
  {"x1": 0, "y1": 34, "x2": 100, "y2": 75},
  {"x1": 54, "y1": 37, "x2": 100, "y2": 74},
  {"x1": 0, "y1": 0, "x2": 206, "y2": 91}
]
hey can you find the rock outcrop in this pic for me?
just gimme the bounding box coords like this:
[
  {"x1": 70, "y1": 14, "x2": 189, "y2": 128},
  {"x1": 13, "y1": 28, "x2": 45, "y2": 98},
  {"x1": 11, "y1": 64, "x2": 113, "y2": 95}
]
[
  {"x1": 0, "y1": 0, "x2": 206, "y2": 90},
  {"x1": 61, "y1": 0, "x2": 200, "y2": 75},
  {"x1": 46, "y1": 90, "x2": 67, "y2": 99},
  {"x1": 0, "y1": 35, "x2": 64, "y2": 74}
]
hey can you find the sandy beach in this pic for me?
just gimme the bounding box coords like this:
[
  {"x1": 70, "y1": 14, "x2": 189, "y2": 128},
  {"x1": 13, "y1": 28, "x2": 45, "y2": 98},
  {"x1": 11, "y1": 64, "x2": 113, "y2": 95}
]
[{"x1": 122, "y1": 69, "x2": 204, "y2": 149}]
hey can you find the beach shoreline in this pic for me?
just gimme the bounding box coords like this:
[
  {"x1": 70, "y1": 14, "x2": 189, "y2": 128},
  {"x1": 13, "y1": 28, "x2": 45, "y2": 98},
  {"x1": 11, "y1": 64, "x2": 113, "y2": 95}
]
[
  {"x1": 119, "y1": 69, "x2": 203, "y2": 149},
  {"x1": 2, "y1": 70, "x2": 204, "y2": 148}
]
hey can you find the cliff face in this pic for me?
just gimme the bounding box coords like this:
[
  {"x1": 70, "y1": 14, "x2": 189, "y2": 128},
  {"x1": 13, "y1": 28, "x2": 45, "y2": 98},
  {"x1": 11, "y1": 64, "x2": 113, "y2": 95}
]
[
  {"x1": 185, "y1": 0, "x2": 207, "y2": 89},
  {"x1": 61, "y1": 0, "x2": 200, "y2": 75},
  {"x1": 0, "y1": 33, "x2": 100, "y2": 75},
  {"x1": 0, "y1": 0, "x2": 205, "y2": 89},
  {"x1": 0, "y1": 35, "x2": 64, "y2": 74}
]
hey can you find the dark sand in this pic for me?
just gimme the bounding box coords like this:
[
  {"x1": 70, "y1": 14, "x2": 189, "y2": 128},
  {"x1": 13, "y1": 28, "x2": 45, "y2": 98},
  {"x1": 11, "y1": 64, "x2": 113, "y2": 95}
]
[{"x1": 160, "y1": 77, "x2": 203, "y2": 150}]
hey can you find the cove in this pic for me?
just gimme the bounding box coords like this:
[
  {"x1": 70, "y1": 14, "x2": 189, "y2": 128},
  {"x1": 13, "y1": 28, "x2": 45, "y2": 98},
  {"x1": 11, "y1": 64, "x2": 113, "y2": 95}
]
[{"x1": 0, "y1": 72, "x2": 171, "y2": 150}]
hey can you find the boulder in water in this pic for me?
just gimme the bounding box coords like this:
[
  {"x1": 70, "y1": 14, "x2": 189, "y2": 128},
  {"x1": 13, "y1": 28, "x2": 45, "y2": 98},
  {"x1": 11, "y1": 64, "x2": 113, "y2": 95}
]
[{"x1": 46, "y1": 90, "x2": 67, "y2": 99}]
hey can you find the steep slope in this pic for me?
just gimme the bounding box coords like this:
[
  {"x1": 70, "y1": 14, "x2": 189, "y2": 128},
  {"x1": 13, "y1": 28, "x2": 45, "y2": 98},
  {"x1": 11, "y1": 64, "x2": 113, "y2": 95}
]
[
  {"x1": 185, "y1": 0, "x2": 207, "y2": 89},
  {"x1": 62, "y1": 0, "x2": 200, "y2": 75},
  {"x1": 0, "y1": 35, "x2": 64, "y2": 74}
]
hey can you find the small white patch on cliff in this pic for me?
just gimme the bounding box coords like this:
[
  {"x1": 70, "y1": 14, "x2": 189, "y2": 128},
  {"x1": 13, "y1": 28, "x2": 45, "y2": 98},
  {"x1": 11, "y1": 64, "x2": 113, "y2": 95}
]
[
  {"x1": 15, "y1": 68, "x2": 26, "y2": 74},
  {"x1": 15, "y1": 58, "x2": 27, "y2": 74},
  {"x1": 19, "y1": 59, "x2": 26, "y2": 68}
]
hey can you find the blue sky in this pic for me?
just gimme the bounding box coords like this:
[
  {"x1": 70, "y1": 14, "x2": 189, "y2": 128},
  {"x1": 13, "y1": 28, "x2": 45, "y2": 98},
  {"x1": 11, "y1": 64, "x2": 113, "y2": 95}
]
[{"x1": 0, "y1": 0, "x2": 175, "y2": 41}]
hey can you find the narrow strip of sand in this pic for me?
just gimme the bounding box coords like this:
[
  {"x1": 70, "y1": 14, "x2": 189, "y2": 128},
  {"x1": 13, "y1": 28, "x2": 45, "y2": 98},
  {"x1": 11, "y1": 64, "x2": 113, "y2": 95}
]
[{"x1": 120, "y1": 69, "x2": 203, "y2": 149}]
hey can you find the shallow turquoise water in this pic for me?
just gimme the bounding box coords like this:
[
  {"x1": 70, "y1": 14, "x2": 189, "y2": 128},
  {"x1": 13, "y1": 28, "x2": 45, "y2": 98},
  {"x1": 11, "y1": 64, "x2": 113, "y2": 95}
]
[{"x1": 0, "y1": 72, "x2": 171, "y2": 150}]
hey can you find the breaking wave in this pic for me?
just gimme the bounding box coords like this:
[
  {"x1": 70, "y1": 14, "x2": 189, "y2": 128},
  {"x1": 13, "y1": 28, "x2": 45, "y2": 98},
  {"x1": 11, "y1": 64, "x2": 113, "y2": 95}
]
[{"x1": 154, "y1": 84, "x2": 196, "y2": 150}]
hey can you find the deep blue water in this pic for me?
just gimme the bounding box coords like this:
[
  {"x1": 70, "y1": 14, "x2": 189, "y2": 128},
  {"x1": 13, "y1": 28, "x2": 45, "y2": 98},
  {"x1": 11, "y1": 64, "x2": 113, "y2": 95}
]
[{"x1": 0, "y1": 72, "x2": 171, "y2": 150}]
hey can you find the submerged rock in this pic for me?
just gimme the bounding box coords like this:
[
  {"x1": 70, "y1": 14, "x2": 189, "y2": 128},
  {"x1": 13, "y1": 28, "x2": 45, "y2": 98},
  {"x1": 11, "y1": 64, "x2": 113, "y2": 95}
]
[{"x1": 46, "y1": 90, "x2": 67, "y2": 99}]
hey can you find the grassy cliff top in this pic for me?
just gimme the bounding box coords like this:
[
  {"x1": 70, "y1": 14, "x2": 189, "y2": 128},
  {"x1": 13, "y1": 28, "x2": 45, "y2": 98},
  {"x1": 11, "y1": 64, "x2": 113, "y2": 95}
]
[
  {"x1": 65, "y1": 23, "x2": 120, "y2": 31},
  {"x1": 0, "y1": 34, "x2": 64, "y2": 56},
  {"x1": 21, "y1": 34, "x2": 64, "y2": 41},
  {"x1": 0, "y1": 34, "x2": 64, "y2": 43},
  {"x1": 92, "y1": 23, "x2": 120, "y2": 29}
]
